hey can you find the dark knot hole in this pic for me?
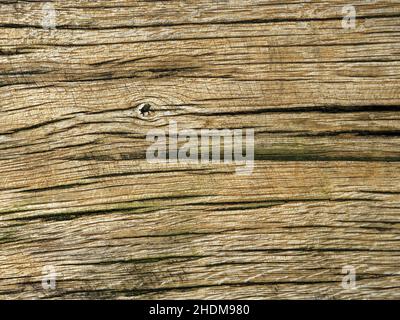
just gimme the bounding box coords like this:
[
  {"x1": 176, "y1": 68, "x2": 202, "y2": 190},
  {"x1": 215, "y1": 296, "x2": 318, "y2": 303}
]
[{"x1": 139, "y1": 103, "x2": 152, "y2": 117}]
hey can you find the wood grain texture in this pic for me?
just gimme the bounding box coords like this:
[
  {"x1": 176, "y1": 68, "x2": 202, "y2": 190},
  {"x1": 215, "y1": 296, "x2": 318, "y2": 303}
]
[{"x1": 0, "y1": 0, "x2": 399, "y2": 299}]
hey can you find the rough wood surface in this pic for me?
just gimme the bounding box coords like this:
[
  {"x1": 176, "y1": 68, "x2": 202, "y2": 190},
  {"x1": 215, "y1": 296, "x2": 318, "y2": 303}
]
[{"x1": 0, "y1": 0, "x2": 399, "y2": 300}]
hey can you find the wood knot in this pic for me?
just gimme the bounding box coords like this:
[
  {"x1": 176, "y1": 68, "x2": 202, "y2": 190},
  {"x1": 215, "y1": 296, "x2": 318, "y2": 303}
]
[{"x1": 138, "y1": 103, "x2": 153, "y2": 118}]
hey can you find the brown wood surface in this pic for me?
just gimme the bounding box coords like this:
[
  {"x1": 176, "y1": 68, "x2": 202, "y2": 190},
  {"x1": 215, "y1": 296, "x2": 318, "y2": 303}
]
[{"x1": 0, "y1": 0, "x2": 400, "y2": 299}]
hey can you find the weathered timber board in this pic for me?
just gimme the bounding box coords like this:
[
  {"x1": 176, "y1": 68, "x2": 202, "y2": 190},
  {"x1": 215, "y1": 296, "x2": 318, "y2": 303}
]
[{"x1": 0, "y1": 1, "x2": 399, "y2": 299}]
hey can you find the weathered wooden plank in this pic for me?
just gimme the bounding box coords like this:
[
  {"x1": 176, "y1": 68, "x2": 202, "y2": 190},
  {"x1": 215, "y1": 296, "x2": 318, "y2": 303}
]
[
  {"x1": 1, "y1": 79, "x2": 400, "y2": 162},
  {"x1": 0, "y1": 161, "x2": 400, "y2": 299},
  {"x1": 0, "y1": 0, "x2": 399, "y2": 300},
  {"x1": 1, "y1": 0, "x2": 399, "y2": 28}
]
